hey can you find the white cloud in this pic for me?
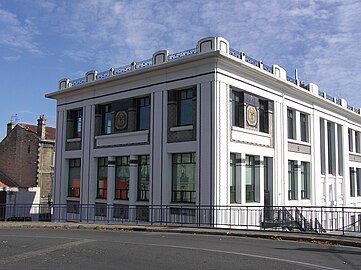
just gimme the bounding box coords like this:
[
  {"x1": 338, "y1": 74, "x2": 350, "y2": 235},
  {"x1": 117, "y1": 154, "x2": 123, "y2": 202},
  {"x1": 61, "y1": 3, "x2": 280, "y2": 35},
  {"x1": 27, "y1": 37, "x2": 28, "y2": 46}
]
[
  {"x1": 23, "y1": 0, "x2": 361, "y2": 107},
  {"x1": 3, "y1": 55, "x2": 21, "y2": 61},
  {"x1": 0, "y1": 8, "x2": 41, "y2": 54}
]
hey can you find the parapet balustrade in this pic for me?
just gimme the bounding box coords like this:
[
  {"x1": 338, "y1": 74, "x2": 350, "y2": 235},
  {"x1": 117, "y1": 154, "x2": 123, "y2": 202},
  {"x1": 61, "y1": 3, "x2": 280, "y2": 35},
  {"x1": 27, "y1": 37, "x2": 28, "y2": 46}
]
[{"x1": 61, "y1": 37, "x2": 359, "y2": 114}]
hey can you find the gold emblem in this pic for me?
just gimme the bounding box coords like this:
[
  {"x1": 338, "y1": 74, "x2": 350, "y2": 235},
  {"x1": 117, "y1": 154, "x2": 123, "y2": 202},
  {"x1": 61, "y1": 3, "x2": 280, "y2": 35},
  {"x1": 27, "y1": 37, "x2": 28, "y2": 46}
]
[
  {"x1": 246, "y1": 106, "x2": 258, "y2": 127},
  {"x1": 114, "y1": 111, "x2": 127, "y2": 130}
]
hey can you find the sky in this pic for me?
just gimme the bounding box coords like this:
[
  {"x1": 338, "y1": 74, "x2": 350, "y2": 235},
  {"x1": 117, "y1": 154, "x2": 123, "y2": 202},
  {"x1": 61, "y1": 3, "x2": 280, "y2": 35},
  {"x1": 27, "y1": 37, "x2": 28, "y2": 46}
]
[{"x1": 1, "y1": 0, "x2": 361, "y2": 140}]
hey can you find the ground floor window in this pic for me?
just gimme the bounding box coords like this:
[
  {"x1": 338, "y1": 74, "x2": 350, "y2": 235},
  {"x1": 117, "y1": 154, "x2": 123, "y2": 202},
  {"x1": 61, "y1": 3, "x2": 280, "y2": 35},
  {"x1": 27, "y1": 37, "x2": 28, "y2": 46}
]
[
  {"x1": 115, "y1": 156, "x2": 129, "y2": 200},
  {"x1": 350, "y1": 168, "x2": 355, "y2": 197},
  {"x1": 288, "y1": 160, "x2": 297, "y2": 200},
  {"x1": 68, "y1": 159, "x2": 81, "y2": 197},
  {"x1": 172, "y1": 153, "x2": 196, "y2": 203},
  {"x1": 301, "y1": 162, "x2": 310, "y2": 199},
  {"x1": 97, "y1": 157, "x2": 108, "y2": 199},
  {"x1": 137, "y1": 155, "x2": 150, "y2": 201},
  {"x1": 246, "y1": 155, "x2": 258, "y2": 202},
  {"x1": 230, "y1": 154, "x2": 240, "y2": 203},
  {"x1": 357, "y1": 168, "x2": 361, "y2": 197}
]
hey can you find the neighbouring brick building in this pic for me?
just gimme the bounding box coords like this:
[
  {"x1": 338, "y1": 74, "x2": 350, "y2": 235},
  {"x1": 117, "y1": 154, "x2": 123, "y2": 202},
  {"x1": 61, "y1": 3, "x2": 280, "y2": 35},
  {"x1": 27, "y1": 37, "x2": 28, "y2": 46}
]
[{"x1": 0, "y1": 115, "x2": 56, "y2": 211}]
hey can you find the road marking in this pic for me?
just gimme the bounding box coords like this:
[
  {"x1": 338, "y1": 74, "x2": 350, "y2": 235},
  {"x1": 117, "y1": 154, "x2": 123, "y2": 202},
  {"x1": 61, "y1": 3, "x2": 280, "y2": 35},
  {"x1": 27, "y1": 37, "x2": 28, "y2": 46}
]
[
  {"x1": 0, "y1": 239, "x2": 94, "y2": 265},
  {"x1": 119, "y1": 241, "x2": 340, "y2": 270}
]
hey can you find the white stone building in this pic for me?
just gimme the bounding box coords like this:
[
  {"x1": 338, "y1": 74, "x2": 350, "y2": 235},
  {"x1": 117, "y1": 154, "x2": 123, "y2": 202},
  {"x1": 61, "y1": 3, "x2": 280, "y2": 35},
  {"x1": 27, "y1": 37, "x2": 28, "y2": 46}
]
[{"x1": 46, "y1": 37, "x2": 361, "y2": 229}]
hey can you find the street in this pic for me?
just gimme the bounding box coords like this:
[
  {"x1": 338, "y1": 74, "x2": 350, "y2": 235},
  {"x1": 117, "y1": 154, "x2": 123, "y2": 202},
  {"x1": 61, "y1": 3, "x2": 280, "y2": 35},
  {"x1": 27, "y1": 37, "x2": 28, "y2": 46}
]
[{"x1": 0, "y1": 228, "x2": 359, "y2": 270}]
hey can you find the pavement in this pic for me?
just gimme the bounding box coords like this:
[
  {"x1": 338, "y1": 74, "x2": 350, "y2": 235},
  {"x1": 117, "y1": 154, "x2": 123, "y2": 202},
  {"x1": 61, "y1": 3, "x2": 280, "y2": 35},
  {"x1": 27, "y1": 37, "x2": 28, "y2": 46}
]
[{"x1": 0, "y1": 221, "x2": 360, "y2": 248}]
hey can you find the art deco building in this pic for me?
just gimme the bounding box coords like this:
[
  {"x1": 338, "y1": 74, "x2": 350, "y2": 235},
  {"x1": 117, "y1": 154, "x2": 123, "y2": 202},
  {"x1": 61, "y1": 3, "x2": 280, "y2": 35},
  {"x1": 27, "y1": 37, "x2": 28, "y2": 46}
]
[{"x1": 47, "y1": 37, "x2": 361, "y2": 227}]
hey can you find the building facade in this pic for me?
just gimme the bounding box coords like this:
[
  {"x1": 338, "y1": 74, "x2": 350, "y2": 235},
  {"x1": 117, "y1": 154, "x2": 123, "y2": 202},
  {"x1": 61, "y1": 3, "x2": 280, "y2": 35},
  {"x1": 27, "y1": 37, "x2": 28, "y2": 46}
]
[
  {"x1": 0, "y1": 116, "x2": 55, "y2": 220},
  {"x1": 47, "y1": 37, "x2": 361, "y2": 227}
]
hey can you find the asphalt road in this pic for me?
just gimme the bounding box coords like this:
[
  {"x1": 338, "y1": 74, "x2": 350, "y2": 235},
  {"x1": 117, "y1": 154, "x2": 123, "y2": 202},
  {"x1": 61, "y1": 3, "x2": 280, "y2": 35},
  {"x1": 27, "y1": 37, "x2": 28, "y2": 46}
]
[{"x1": 0, "y1": 228, "x2": 359, "y2": 270}]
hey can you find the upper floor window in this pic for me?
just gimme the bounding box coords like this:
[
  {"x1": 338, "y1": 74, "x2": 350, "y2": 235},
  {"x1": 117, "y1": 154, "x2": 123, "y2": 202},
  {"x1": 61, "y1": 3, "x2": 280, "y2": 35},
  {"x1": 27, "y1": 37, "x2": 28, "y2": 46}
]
[
  {"x1": 300, "y1": 113, "x2": 309, "y2": 142},
  {"x1": 177, "y1": 89, "x2": 193, "y2": 126},
  {"x1": 67, "y1": 109, "x2": 83, "y2": 139},
  {"x1": 172, "y1": 153, "x2": 196, "y2": 203},
  {"x1": 348, "y1": 128, "x2": 353, "y2": 152},
  {"x1": 97, "y1": 157, "x2": 108, "y2": 199},
  {"x1": 68, "y1": 158, "x2": 81, "y2": 197},
  {"x1": 231, "y1": 90, "x2": 271, "y2": 134},
  {"x1": 101, "y1": 104, "x2": 112, "y2": 135},
  {"x1": 137, "y1": 97, "x2": 150, "y2": 130},
  {"x1": 287, "y1": 109, "x2": 295, "y2": 139},
  {"x1": 355, "y1": 131, "x2": 361, "y2": 153},
  {"x1": 115, "y1": 156, "x2": 129, "y2": 200}
]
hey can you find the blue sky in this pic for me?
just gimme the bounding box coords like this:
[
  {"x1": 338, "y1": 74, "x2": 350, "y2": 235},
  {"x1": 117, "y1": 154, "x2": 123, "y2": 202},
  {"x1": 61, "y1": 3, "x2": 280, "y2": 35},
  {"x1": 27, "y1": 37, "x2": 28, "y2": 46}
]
[{"x1": 1, "y1": 0, "x2": 361, "y2": 140}]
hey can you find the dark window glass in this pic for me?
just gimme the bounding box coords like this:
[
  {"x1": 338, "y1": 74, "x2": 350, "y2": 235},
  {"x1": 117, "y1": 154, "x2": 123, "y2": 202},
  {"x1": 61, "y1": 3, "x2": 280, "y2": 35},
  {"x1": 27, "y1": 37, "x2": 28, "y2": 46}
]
[
  {"x1": 97, "y1": 157, "x2": 108, "y2": 199},
  {"x1": 172, "y1": 153, "x2": 196, "y2": 203},
  {"x1": 300, "y1": 113, "x2": 308, "y2": 142},
  {"x1": 301, "y1": 162, "x2": 310, "y2": 199},
  {"x1": 350, "y1": 168, "x2": 355, "y2": 197},
  {"x1": 115, "y1": 156, "x2": 129, "y2": 200},
  {"x1": 137, "y1": 155, "x2": 150, "y2": 201},
  {"x1": 287, "y1": 109, "x2": 295, "y2": 139},
  {"x1": 137, "y1": 97, "x2": 150, "y2": 130},
  {"x1": 357, "y1": 168, "x2": 361, "y2": 197},
  {"x1": 67, "y1": 109, "x2": 83, "y2": 138},
  {"x1": 68, "y1": 159, "x2": 81, "y2": 197},
  {"x1": 177, "y1": 89, "x2": 193, "y2": 126},
  {"x1": 102, "y1": 105, "x2": 112, "y2": 135},
  {"x1": 232, "y1": 92, "x2": 240, "y2": 127},
  {"x1": 288, "y1": 160, "x2": 297, "y2": 200},
  {"x1": 348, "y1": 129, "x2": 353, "y2": 152},
  {"x1": 246, "y1": 155, "x2": 256, "y2": 202},
  {"x1": 259, "y1": 100, "x2": 268, "y2": 133}
]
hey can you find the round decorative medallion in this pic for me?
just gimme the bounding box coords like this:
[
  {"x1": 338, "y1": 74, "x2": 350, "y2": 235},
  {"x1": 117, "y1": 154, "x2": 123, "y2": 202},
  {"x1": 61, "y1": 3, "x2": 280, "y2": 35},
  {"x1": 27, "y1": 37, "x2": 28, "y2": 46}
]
[
  {"x1": 114, "y1": 111, "x2": 128, "y2": 130},
  {"x1": 246, "y1": 105, "x2": 258, "y2": 127}
]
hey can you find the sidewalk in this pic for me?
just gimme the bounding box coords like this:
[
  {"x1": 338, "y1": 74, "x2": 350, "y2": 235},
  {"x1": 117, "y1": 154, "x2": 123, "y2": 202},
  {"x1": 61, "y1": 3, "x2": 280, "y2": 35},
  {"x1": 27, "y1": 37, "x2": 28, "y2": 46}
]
[{"x1": 0, "y1": 221, "x2": 360, "y2": 248}]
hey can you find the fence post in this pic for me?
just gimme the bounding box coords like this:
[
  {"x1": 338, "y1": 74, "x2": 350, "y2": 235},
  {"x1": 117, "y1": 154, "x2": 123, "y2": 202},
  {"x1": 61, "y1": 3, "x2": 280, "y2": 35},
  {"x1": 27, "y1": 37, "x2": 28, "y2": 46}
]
[{"x1": 342, "y1": 206, "x2": 345, "y2": 236}]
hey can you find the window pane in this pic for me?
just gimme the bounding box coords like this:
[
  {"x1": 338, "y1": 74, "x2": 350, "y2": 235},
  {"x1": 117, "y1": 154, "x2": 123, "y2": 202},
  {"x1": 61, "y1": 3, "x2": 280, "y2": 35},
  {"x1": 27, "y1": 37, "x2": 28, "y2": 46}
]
[
  {"x1": 287, "y1": 109, "x2": 294, "y2": 139},
  {"x1": 97, "y1": 157, "x2": 108, "y2": 199},
  {"x1": 137, "y1": 97, "x2": 150, "y2": 130},
  {"x1": 177, "y1": 89, "x2": 193, "y2": 126},
  {"x1": 68, "y1": 158, "x2": 81, "y2": 197},
  {"x1": 115, "y1": 156, "x2": 129, "y2": 200},
  {"x1": 137, "y1": 155, "x2": 149, "y2": 201},
  {"x1": 172, "y1": 153, "x2": 196, "y2": 203}
]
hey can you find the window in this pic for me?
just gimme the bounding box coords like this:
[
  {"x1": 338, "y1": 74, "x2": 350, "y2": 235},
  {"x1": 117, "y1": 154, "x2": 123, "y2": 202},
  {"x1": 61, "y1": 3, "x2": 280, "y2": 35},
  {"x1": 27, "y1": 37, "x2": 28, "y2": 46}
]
[
  {"x1": 327, "y1": 122, "x2": 335, "y2": 175},
  {"x1": 115, "y1": 156, "x2": 129, "y2": 200},
  {"x1": 177, "y1": 89, "x2": 193, "y2": 126},
  {"x1": 300, "y1": 113, "x2": 308, "y2": 142},
  {"x1": 137, "y1": 155, "x2": 150, "y2": 201},
  {"x1": 350, "y1": 168, "x2": 355, "y2": 197},
  {"x1": 288, "y1": 160, "x2": 297, "y2": 200},
  {"x1": 245, "y1": 155, "x2": 257, "y2": 202},
  {"x1": 230, "y1": 154, "x2": 240, "y2": 203},
  {"x1": 301, "y1": 162, "x2": 310, "y2": 199},
  {"x1": 172, "y1": 153, "x2": 196, "y2": 203},
  {"x1": 357, "y1": 168, "x2": 361, "y2": 197},
  {"x1": 97, "y1": 157, "x2": 108, "y2": 199},
  {"x1": 349, "y1": 129, "x2": 353, "y2": 152},
  {"x1": 137, "y1": 97, "x2": 150, "y2": 130},
  {"x1": 259, "y1": 100, "x2": 269, "y2": 133},
  {"x1": 287, "y1": 109, "x2": 295, "y2": 139},
  {"x1": 232, "y1": 91, "x2": 241, "y2": 127},
  {"x1": 68, "y1": 159, "x2": 81, "y2": 197},
  {"x1": 101, "y1": 104, "x2": 112, "y2": 135},
  {"x1": 67, "y1": 109, "x2": 83, "y2": 138},
  {"x1": 356, "y1": 132, "x2": 361, "y2": 153}
]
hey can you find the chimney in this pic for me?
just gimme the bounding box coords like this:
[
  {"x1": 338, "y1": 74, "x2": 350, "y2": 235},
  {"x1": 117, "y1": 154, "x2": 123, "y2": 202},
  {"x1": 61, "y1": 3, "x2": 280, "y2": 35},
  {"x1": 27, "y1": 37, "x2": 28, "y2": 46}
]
[
  {"x1": 7, "y1": 122, "x2": 14, "y2": 135},
  {"x1": 37, "y1": 115, "x2": 46, "y2": 140}
]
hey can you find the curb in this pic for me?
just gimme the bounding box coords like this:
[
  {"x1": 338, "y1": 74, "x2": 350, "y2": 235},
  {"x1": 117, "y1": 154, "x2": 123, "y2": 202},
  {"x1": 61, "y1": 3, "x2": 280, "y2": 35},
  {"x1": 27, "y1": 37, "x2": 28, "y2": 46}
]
[{"x1": 1, "y1": 222, "x2": 360, "y2": 248}]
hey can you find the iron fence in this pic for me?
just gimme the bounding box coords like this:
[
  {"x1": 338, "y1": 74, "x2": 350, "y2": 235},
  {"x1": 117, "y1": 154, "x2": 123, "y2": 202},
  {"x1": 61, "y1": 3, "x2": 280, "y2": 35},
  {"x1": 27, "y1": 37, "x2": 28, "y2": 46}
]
[{"x1": 0, "y1": 204, "x2": 360, "y2": 235}]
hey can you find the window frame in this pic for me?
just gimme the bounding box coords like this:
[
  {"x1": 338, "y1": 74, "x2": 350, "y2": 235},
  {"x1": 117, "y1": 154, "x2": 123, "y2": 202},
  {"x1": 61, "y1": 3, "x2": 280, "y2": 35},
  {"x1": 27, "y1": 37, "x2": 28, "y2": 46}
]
[
  {"x1": 115, "y1": 156, "x2": 130, "y2": 200},
  {"x1": 97, "y1": 157, "x2": 108, "y2": 199},
  {"x1": 137, "y1": 155, "x2": 150, "y2": 201},
  {"x1": 137, "y1": 96, "x2": 150, "y2": 131},
  {"x1": 176, "y1": 89, "x2": 194, "y2": 126},
  {"x1": 172, "y1": 153, "x2": 196, "y2": 203},
  {"x1": 68, "y1": 158, "x2": 81, "y2": 197},
  {"x1": 287, "y1": 109, "x2": 295, "y2": 140},
  {"x1": 288, "y1": 160, "x2": 297, "y2": 200},
  {"x1": 301, "y1": 162, "x2": 310, "y2": 199}
]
